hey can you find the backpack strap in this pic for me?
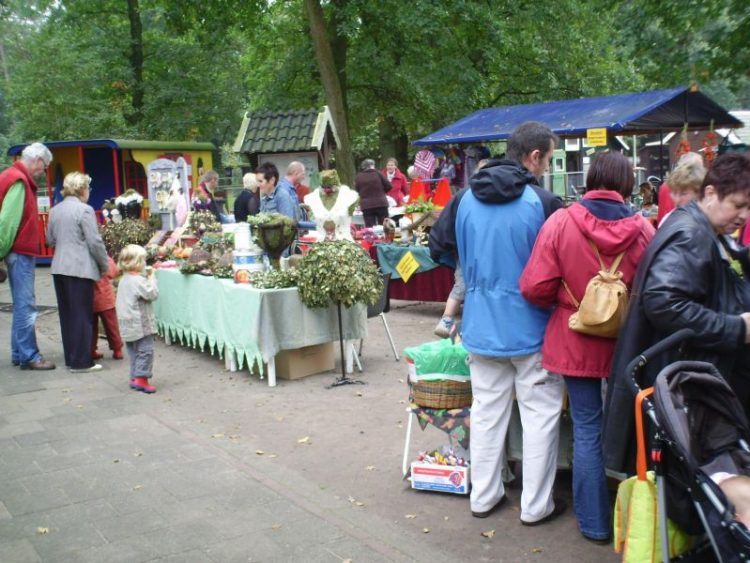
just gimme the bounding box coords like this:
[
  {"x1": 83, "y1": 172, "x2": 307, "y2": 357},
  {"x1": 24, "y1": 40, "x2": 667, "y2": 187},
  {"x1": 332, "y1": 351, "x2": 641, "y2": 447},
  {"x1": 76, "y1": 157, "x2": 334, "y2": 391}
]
[
  {"x1": 562, "y1": 279, "x2": 580, "y2": 308},
  {"x1": 588, "y1": 239, "x2": 625, "y2": 274}
]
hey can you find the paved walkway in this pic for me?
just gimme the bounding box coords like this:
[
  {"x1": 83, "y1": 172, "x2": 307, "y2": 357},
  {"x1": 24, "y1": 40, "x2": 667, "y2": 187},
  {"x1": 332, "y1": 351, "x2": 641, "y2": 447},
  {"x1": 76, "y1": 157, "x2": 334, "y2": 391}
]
[{"x1": 0, "y1": 267, "x2": 617, "y2": 562}]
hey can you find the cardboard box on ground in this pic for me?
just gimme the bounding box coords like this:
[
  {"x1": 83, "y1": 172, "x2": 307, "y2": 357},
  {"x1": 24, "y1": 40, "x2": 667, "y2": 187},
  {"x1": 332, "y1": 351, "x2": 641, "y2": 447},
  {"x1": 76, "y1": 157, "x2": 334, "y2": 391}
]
[{"x1": 275, "y1": 342, "x2": 335, "y2": 380}]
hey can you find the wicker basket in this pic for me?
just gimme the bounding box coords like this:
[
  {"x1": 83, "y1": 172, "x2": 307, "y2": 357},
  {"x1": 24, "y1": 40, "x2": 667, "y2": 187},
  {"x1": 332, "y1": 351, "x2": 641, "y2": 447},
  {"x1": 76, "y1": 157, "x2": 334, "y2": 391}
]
[{"x1": 411, "y1": 379, "x2": 473, "y2": 409}]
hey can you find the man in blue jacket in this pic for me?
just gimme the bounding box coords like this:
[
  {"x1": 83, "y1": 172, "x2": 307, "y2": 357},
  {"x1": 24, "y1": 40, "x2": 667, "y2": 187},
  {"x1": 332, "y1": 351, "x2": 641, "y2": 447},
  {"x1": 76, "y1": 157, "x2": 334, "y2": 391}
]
[{"x1": 429, "y1": 122, "x2": 565, "y2": 524}]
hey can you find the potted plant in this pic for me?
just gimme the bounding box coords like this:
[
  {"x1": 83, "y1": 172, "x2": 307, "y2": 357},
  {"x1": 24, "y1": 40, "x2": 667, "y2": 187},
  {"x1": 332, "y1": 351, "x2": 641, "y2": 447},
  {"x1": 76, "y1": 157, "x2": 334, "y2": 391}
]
[
  {"x1": 296, "y1": 240, "x2": 383, "y2": 309},
  {"x1": 296, "y1": 240, "x2": 383, "y2": 386},
  {"x1": 247, "y1": 213, "x2": 297, "y2": 269},
  {"x1": 115, "y1": 189, "x2": 144, "y2": 220}
]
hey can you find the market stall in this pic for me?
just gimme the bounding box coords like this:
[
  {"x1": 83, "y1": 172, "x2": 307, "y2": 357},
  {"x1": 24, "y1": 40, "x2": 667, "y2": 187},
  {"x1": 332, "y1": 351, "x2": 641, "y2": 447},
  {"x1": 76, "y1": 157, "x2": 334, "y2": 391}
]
[
  {"x1": 369, "y1": 243, "x2": 453, "y2": 303},
  {"x1": 153, "y1": 269, "x2": 367, "y2": 387}
]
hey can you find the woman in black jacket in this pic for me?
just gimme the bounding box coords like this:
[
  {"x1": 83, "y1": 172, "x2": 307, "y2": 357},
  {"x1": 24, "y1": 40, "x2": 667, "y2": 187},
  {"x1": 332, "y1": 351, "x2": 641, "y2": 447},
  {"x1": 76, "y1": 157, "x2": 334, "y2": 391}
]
[{"x1": 603, "y1": 153, "x2": 750, "y2": 475}]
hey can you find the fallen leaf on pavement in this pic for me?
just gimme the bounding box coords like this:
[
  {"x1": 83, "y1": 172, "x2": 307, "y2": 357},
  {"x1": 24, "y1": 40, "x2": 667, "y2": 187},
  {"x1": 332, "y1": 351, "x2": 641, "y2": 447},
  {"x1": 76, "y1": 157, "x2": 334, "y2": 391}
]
[
  {"x1": 36, "y1": 527, "x2": 49, "y2": 534},
  {"x1": 113, "y1": 459, "x2": 120, "y2": 464},
  {"x1": 423, "y1": 528, "x2": 430, "y2": 534},
  {"x1": 405, "y1": 514, "x2": 416, "y2": 519},
  {"x1": 255, "y1": 450, "x2": 265, "y2": 455},
  {"x1": 269, "y1": 454, "x2": 278, "y2": 458},
  {"x1": 132, "y1": 485, "x2": 143, "y2": 491},
  {"x1": 531, "y1": 548, "x2": 543, "y2": 553},
  {"x1": 481, "y1": 530, "x2": 495, "y2": 538},
  {"x1": 355, "y1": 391, "x2": 363, "y2": 397},
  {"x1": 365, "y1": 465, "x2": 376, "y2": 471},
  {"x1": 133, "y1": 452, "x2": 143, "y2": 457},
  {"x1": 271, "y1": 524, "x2": 282, "y2": 530},
  {"x1": 211, "y1": 433, "x2": 224, "y2": 439},
  {"x1": 398, "y1": 379, "x2": 404, "y2": 383},
  {"x1": 297, "y1": 436, "x2": 310, "y2": 444}
]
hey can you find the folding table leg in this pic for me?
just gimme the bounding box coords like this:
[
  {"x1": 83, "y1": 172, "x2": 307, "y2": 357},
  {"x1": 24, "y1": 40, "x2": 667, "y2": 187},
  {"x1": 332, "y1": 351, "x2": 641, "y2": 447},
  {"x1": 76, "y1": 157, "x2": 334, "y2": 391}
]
[
  {"x1": 402, "y1": 407, "x2": 414, "y2": 478},
  {"x1": 350, "y1": 343, "x2": 362, "y2": 372},
  {"x1": 381, "y1": 313, "x2": 400, "y2": 361},
  {"x1": 224, "y1": 349, "x2": 237, "y2": 372},
  {"x1": 267, "y1": 356, "x2": 277, "y2": 387}
]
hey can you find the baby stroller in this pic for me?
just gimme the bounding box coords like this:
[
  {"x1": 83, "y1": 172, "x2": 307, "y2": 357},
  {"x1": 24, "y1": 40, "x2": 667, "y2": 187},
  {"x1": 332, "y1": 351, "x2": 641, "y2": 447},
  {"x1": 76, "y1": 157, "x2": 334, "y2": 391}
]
[{"x1": 626, "y1": 328, "x2": 750, "y2": 562}]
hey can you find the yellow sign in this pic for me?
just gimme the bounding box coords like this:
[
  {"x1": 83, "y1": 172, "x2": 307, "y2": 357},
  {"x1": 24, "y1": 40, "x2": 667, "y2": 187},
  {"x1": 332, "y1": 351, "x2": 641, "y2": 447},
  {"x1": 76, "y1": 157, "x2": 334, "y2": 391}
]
[
  {"x1": 586, "y1": 128, "x2": 608, "y2": 146},
  {"x1": 395, "y1": 251, "x2": 420, "y2": 283}
]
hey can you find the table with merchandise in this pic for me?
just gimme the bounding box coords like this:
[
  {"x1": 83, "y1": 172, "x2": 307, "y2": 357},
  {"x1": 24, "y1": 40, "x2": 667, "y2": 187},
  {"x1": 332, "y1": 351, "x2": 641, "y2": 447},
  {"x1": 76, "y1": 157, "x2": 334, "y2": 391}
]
[{"x1": 153, "y1": 269, "x2": 367, "y2": 387}]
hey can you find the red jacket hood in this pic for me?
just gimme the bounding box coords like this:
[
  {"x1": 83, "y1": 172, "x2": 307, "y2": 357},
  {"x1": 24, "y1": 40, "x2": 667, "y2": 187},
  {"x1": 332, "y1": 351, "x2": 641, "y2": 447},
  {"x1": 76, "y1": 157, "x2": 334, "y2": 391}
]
[{"x1": 568, "y1": 190, "x2": 648, "y2": 255}]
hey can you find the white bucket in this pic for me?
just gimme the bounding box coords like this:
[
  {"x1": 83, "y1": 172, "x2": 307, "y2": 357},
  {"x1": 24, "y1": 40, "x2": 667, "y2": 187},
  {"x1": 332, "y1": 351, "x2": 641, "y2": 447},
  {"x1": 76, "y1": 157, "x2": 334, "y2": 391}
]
[
  {"x1": 233, "y1": 249, "x2": 264, "y2": 268},
  {"x1": 234, "y1": 223, "x2": 251, "y2": 250}
]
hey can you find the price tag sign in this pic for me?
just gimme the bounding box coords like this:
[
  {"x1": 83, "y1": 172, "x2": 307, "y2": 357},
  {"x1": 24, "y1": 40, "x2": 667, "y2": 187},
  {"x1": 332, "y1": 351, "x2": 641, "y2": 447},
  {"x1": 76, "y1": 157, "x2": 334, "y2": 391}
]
[
  {"x1": 586, "y1": 128, "x2": 608, "y2": 146},
  {"x1": 396, "y1": 251, "x2": 420, "y2": 283}
]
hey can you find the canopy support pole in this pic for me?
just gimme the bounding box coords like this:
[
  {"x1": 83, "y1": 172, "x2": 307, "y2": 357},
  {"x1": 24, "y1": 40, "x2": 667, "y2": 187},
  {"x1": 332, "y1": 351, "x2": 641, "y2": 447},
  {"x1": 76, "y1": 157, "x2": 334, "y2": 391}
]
[{"x1": 659, "y1": 130, "x2": 665, "y2": 180}]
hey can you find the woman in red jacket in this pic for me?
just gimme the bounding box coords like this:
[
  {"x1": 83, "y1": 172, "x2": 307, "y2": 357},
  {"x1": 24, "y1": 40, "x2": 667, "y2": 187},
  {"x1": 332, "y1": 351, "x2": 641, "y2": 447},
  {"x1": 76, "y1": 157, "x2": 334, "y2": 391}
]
[
  {"x1": 382, "y1": 158, "x2": 408, "y2": 205},
  {"x1": 519, "y1": 152, "x2": 654, "y2": 544}
]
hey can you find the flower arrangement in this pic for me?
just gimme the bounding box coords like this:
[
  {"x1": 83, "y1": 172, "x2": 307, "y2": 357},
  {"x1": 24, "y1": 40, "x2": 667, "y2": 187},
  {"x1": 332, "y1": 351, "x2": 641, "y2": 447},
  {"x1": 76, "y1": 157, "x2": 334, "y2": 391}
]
[
  {"x1": 296, "y1": 240, "x2": 383, "y2": 309},
  {"x1": 247, "y1": 213, "x2": 297, "y2": 269},
  {"x1": 115, "y1": 189, "x2": 145, "y2": 220},
  {"x1": 187, "y1": 210, "x2": 221, "y2": 235},
  {"x1": 101, "y1": 218, "x2": 154, "y2": 259},
  {"x1": 247, "y1": 269, "x2": 299, "y2": 289},
  {"x1": 114, "y1": 189, "x2": 143, "y2": 206}
]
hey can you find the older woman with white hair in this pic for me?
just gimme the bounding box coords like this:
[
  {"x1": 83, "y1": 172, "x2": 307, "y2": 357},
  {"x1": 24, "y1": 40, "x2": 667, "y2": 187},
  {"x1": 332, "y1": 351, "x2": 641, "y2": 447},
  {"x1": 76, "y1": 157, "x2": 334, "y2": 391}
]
[
  {"x1": 233, "y1": 172, "x2": 260, "y2": 222},
  {"x1": 47, "y1": 172, "x2": 109, "y2": 373}
]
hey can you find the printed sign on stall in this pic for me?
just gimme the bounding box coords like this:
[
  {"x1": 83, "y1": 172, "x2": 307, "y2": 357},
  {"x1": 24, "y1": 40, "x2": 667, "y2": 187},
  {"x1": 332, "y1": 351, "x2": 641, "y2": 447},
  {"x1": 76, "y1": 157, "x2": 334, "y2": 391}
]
[
  {"x1": 396, "y1": 251, "x2": 420, "y2": 283},
  {"x1": 586, "y1": 128, "x2": 608, "y2": 147}
]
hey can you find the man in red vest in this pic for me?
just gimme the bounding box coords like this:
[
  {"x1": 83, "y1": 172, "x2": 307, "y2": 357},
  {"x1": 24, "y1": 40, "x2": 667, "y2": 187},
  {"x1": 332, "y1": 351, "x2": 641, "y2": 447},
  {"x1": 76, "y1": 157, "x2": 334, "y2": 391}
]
[{"x1": 0, "y1": 142, "x2": 56, "y2": 370}]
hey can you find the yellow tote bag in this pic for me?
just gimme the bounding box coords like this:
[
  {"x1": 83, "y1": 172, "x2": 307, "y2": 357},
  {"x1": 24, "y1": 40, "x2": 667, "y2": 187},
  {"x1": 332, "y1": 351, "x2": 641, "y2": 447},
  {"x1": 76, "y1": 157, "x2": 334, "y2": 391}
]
[{"x1": 613, "y1": 388, "x2": 695, "y2": 562}]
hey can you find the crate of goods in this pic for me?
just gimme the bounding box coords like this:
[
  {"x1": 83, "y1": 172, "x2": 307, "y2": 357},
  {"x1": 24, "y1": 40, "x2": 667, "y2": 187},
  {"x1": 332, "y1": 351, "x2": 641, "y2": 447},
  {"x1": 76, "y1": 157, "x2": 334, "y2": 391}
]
[
  {"x1": 404, "y1": 340, "x2": 471, "y2": 409},
  {"x1": 411, "y1": 462, "x2": 469, "y2": 494}
]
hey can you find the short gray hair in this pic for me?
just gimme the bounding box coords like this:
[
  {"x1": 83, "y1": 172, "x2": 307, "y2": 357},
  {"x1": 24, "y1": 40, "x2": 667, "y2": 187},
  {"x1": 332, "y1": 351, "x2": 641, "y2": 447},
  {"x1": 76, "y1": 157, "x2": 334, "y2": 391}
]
[
  {"x1": 360, "y1": 158, "x2": 376, "y2": 171},
  {"x1": 21, "y1": 142, "x2": 52, "y2": 166},
  {"x1": 287, "y1": 161, "x2": 305, "y2": 176}
]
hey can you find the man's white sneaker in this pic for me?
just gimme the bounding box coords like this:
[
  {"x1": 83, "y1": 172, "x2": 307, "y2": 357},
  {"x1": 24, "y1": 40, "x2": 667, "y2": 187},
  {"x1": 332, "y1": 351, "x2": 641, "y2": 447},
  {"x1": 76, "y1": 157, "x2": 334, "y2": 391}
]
[{"x1": 69, "y1": 364, "x2": 103, "y2": 373}]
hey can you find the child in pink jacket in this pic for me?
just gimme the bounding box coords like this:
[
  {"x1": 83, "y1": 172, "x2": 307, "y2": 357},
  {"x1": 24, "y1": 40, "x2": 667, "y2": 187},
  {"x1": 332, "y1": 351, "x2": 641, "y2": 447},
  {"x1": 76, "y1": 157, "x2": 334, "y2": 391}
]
[{"x1": 92, "y1": 256, "x2": 124, "y2": 360}]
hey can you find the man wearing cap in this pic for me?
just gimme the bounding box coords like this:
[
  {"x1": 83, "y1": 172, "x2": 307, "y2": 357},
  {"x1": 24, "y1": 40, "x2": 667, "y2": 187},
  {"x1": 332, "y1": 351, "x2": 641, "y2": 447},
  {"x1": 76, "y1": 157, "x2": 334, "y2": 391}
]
[{"x1": 0, "y1": 142, "x2": 56, "y2": 370}]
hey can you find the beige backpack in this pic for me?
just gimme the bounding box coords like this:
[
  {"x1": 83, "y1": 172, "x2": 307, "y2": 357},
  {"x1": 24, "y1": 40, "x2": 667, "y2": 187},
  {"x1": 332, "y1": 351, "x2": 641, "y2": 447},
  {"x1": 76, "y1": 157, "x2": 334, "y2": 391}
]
[{"x1": 562, "y1": 239, "x2": 629, "y2": 339}]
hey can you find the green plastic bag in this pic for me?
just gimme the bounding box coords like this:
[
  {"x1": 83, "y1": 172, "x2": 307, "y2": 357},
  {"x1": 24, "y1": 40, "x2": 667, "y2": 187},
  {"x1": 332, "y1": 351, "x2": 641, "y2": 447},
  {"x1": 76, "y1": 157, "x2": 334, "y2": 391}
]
[{"x1": 404, "y1": 340, "x2": 470, "y2": 382}]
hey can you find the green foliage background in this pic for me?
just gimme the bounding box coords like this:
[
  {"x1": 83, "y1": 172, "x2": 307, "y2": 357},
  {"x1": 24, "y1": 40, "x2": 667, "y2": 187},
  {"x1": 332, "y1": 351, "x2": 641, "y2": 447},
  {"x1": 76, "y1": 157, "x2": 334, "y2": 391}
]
[{"x1": 0, "y1": 0, "x2": 747, "y2": 165}]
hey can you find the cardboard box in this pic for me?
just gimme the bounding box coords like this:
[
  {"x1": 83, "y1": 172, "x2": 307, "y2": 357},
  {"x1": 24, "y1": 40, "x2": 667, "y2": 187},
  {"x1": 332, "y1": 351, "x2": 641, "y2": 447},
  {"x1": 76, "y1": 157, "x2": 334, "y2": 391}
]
[
  {"x1": 410, "y1": 462, "x2": 470, "y2": 495},
  {"x1": 275, "y1": 342, "x2": 335, "y2": 380}
]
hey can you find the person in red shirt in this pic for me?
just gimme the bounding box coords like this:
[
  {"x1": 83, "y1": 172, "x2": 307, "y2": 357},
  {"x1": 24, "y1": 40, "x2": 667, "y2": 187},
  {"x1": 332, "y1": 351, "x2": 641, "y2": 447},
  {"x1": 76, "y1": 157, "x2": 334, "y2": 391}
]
[
  {"x1": 382, "y1": 158, "x2": 408, "y2": 205},
  {"x1": 520, "y1": 152, "x2": 654, "y2": 543}
]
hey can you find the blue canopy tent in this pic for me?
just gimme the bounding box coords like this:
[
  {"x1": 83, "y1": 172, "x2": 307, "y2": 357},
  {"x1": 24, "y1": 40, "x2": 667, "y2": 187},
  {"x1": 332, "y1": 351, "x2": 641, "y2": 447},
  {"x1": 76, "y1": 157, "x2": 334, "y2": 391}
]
[{"x1": 414, "y1": 86, "x2": 744, "y2": 145}]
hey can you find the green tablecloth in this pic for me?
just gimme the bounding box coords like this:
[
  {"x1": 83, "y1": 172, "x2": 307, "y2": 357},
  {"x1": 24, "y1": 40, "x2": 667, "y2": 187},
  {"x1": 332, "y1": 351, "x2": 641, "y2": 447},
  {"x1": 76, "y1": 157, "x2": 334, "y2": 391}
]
[
  {"x1": 375, "y1": 243, "x2": 437, "y2": 280},
  {"x1": 154, "y1": 269, "x2": 367, "y2": 374}
]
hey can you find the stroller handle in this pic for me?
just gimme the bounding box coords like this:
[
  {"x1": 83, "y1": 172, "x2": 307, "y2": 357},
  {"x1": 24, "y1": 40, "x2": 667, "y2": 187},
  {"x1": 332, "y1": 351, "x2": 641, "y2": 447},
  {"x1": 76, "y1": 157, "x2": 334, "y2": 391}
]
[{"x1": 625, "y1": 328, "x2": 696, "y2": 396}]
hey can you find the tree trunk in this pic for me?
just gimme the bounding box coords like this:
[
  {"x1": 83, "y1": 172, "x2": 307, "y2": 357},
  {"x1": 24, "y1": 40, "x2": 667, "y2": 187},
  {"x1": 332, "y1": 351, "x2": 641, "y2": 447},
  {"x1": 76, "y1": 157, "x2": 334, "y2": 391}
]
[
  {"x1": 0, "y1": 42, "x2": 10, "y2": 82},
  {"x1": 303, "y1": 0, "x2": 355, "y2": 185},
  {"x1": 378, "y1": 116, "x2": 410, "y2": 172},
  {"x1": 126, "y1": 0, "x2": 144, "y2": 128}
]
